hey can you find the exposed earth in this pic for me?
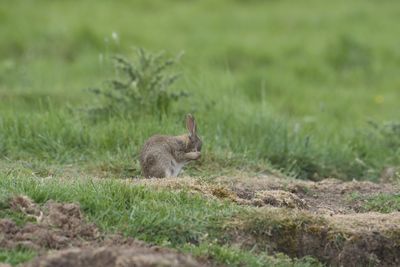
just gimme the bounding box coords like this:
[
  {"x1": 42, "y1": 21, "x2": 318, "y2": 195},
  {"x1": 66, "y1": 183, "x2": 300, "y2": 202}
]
[
  {"x1": 0, "y1": 196, "x2": 205, "y2": 267},
  {"x1": 134, "y1": 175, "x2": 400, "y2": 266},
  {"x1": 134, "y1": 175, "x2": 399, "y2": 214}
]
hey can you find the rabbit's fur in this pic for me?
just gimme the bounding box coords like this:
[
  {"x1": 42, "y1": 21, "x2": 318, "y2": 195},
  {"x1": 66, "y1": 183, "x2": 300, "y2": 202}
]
[{"x1": 140, "y1": 114, "x2": 202, "y2": 178}]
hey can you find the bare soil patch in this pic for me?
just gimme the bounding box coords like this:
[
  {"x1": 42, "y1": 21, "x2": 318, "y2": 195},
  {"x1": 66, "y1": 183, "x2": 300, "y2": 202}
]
[
  {"x1": 23, "y1": 246, "x2": 202, "y2": 267},
  {"x1": 132, "y1": 175, "x2": 399, "y2": 213},
  {"x1": 217, "y1": 175, "x2": 400, "y2": 266},
  {"x1": 230, "y1": 208, "x2": 400, "y2": 267},
  {"x1": 0, "y1": 196, "x2": 205, "y2": 267},
  {"x1": 1, "y1": 196, "x2": 100, "y2": 251},
  {"x1": 134, "y1": 175, "x2": 400, "y2": 266},
  {"x1": 215, "y1": 175, "x2": 399, "y2": 214}
]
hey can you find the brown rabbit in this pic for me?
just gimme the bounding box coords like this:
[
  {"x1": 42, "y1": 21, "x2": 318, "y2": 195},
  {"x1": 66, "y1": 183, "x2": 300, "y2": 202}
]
[{"x1": 140, "y1": 114, "x2": 202, "y2": 178}]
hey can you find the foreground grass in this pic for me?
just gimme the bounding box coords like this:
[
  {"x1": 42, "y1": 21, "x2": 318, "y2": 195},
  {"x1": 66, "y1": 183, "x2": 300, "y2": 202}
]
[
  {"x1": 0, "y1": 248, "x2": 37, "y2": 266},
  {"x1": 0, "y1": 172, "x2": 321, "y2": 266},
  {"x1": 1, "y1": 0, "x2": 400, "y2": 180},
  {"x1": 360, "y1": 194, "x2": 400, "y2": 213}
]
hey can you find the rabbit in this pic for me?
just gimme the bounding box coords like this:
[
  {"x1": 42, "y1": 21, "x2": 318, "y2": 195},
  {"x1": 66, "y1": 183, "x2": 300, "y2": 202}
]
[{"x1": 140, "y1": 114, "x2": 202, "y2": 178}]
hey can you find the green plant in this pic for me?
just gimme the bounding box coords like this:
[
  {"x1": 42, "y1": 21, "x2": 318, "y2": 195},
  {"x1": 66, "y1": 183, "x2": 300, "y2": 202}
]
[
  {"x1": 2, "y1": 0, "x2": 400, "y2": 181},
  {"x1": 87, "y1": 48, "x2": 187, "y2": 119},
  {"x1": 0, "y1": 248, "x2": 36, "y2": 266}
]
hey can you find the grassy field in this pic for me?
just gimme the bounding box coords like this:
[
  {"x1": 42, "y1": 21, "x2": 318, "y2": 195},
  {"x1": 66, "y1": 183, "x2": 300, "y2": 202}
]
[
  {"x1": 1, "y1": 0, "x2": 399, "y2": 180},
  {"x1": 1, "y1": 0, "x2": 400, "y2": 266}
]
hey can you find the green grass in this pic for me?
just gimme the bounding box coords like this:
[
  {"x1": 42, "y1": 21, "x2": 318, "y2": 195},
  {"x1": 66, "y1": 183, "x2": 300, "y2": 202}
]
[
  {"x1": 1, "y1": 0, "x2": 400, "y2": 180},
  {"x1": 0, "y1": 175, "x2": 235, "y2": 245},
  {"x1": 0, "y1": 172, "x2": 322, "y2": 266},
  {"x1": 360, "y1": 194, "x2": 400, "y2": 213},
  {"x1": 347, "y1": 191, "x2": 400, "y2": 213},
  {"x1": 0, "y1": 193, "x2": 35, "y2": 226},
  {"x1": 0, "y1": 248, "x2": 37, "y2": 266},
  {"x1": 0, "y1": 208, "x2": 33, "y2": 227}
]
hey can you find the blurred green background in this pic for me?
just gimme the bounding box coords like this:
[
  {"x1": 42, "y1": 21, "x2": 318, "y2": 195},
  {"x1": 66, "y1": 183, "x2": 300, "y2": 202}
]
[{"x1": 0, "y1": 0, "x2": 399, "y2": 180}]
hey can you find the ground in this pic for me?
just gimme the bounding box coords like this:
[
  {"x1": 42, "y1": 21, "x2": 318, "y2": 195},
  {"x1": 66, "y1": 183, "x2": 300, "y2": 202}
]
[{"x1": 1, "y1": 173, "x2": 399, "y2": 266}]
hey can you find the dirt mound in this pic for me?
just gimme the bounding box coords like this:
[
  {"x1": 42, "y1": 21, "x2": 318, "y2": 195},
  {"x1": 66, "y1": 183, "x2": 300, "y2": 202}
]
[
  {"x1": 231, "y1": 209, "x2": 400, "y2": 267},
  {"x1": 131, "y1": 177, "x2": 239, "y2": 202},
  {"x1": 132, "y1": 177, "x2": 308, "y2": 209},
  {"x1": 325, "y1": 212, "x2": 400, "y2": 266},
  {"x1": 210, "y1": 175, "x2": 400, "y2": 265},
  {"x1": 328, "y1": 212, "x2": 400, "y2": 233},
  {"x1": 23, "y1": 246, "x2": 203, "y2": 267},
  {"x1": 136, "y1": 176, "x2": 400, "y2": 266},
  {"x1": 135, "y1": 176, "x2": 399, "y2": 213},
  {"x1": 1, "y1": 197, "x2": 99, "y2": 251},
  {"x1": 250, "y1": 190, "x2": 309, "y2": 209},
  {"x1": 215, "y1": 175, "x2": 399, "y2": 214},
  {"x1": 0, "y1": 196, "x2": 205, "y2": 267}
]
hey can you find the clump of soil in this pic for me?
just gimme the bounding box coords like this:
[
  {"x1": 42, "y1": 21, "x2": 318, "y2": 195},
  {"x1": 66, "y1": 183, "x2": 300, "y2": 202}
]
[
  {"x1": 216, "y1": 175, "x2": 399, "y2": 214},
  {"x1": 250, "y1": 190, "x2": 309, "y2": 209},
  {"x1": 1, "y1": 197, "x2": 99, "y2": 251},
  {"x1": 0, "y1": 196, "x2": 205, "y2": 267},
  {"x1": 23, "y1": 246, "x2": 203, "y2": 267},
  {"x1": 9, "y1": 195, "x2": 39, "y2": 216}
]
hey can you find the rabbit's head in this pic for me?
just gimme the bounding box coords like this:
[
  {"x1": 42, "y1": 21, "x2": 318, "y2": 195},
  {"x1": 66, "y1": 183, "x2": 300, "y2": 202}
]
[{"x1": 185, "y1": 114, "x2": 202, "y2": 152}]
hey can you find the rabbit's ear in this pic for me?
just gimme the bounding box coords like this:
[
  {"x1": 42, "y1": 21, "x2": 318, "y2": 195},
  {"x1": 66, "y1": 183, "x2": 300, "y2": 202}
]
[{"x1": 186, "y1": 114, "x2": 196, "y2": 137}]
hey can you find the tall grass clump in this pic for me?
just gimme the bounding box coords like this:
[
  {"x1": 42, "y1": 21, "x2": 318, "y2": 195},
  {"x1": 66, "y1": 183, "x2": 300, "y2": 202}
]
[
  {"x1": 326, "y1": 35, "x2": 374, "y2": 76},
  {"x1": 87, "y1": 48, "x2": 187, "y2": 120}
]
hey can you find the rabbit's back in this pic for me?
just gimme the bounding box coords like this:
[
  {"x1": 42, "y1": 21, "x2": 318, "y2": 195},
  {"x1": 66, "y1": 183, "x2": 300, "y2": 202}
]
[{"x1": 140, "y1": 135, "x2": 185, "y2": 178}]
